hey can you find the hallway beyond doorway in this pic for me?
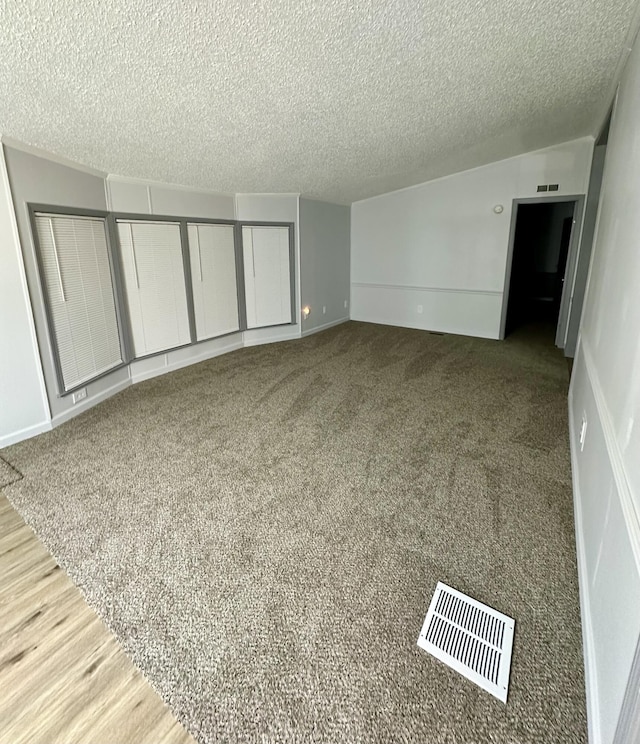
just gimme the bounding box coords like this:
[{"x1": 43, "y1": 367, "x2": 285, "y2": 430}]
[{"x1": 504, "y1": 201, "x2": 576, "y2": 339}]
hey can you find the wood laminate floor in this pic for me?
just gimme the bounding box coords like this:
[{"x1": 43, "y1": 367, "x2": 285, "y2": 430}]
[{"x1": 0, "y1": 494, "x2": 196, "y2": 744}]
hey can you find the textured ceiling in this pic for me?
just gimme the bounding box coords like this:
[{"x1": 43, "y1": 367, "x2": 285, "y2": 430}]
[{"x1": 1, "y1": 1, "x2": 639, "y2": 204}]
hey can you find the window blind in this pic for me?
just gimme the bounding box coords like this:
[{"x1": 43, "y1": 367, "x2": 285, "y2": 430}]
[
  {"x1": 242, "y1": 226, "x2": 292, "y2": 329},
  {"x1": 187, "y1": 223, "x2": 239, "y2": 341},
  {"x1": 33, "y1": 213, "x2": 123, "y2": 392},
  {"x1": 117, "y1": 221, "x2": 191, "y2": 357}
]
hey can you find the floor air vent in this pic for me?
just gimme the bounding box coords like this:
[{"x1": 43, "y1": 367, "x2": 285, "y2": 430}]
[{"x1": 417, "y1": 582, "x2": 515, "y2": 703}]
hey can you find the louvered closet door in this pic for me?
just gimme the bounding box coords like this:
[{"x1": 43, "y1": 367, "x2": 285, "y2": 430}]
[
  {"x1": 187, "y1": 223, "x2": 239, "y2": 340},
  {"x1": 117, "y1": 221, "x2": 191, "y2": 357},
  {"x1": 242, "y1": 226, "x2": 292, "y2": 329},
  {"x1": 33, "y1": 213, "x2": 123, "y2": 392}
]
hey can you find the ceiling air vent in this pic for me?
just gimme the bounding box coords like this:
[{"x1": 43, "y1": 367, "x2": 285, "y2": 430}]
[
  {"x1": 537, "y1": 184, "x2": 548, "y2": 192},
  {"x1": 417, "y1": 582, "x2": 515, "y2": 703}
]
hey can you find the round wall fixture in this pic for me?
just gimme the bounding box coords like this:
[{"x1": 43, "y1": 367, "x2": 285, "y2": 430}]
[{"x1": 493, "y1": 204, "x2": 504, "y2": 214}]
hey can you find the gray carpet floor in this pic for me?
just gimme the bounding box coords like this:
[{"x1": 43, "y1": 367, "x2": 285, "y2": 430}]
[{"x1": 2, "y1": 321, "x2": 587, "y2": 743}]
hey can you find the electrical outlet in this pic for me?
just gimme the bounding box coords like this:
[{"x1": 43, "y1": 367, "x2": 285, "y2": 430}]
[
  {"x1": 322, "y1": 306, "x2": 326, "y2": 314},
  {"x1": 73, "y1": 388, "x2": 87, "y2": 404},
  {"x1": 579, "y1": 414, "x2": 587, "y2": 451},
  {"x1": 344, "y1": 300, "x2": 348, "y2": 309},
  {"x1": 417, "y1": 305, "x2": 423, "y2": 314}
]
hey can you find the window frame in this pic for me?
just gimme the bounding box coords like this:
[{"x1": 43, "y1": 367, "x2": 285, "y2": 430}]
[
  {"x1": 114, "y1": 216, "x2": 195, "y2": 358},
  {"x1": 110, "y1": 213, "x2": 253, "y2": 361},
  {"x1": 28, "y1": 206, "x2": 297, "y2": 396},
  {"x1": 28, "y1": 204, "x2": 131, "y2": 397},
  {"x1": 237, "y1": 220, "x2": 296, "y2": 330},
  {"x1": 186, "y1": 221, "x2": 242, "y2": 342}
]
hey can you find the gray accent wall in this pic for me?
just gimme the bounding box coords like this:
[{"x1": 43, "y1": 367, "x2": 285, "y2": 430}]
[
  {"x1": 0, "y1": 146, "x2": 50, "y2": 447},
  {"x1": 3, "y1": 145, "x2": 130, "y2": 421},
  {"x1": 564, "y1": 144, "x2": 607, "y2": 358},
  {"x1": 299, "y1": 198, "x2": 350, "y2": 334}
]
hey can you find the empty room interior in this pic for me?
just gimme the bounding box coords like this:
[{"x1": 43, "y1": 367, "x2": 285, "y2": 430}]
[{"x1": 1, "y1": 1, "x2": 640, "y2": 743}]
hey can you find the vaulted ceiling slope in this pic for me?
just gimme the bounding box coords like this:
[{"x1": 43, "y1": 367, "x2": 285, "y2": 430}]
[{"x1": 1, "y1": 0, "x2": 639, "y2": 204}]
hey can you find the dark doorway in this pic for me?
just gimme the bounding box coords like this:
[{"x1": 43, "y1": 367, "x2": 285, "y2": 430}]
[{"x1": 504, "y1": 201, "x2": 575, "y2": 338}]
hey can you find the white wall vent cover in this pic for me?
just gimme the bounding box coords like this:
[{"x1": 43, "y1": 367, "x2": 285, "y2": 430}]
[{"x1": 417, "y1": 582, "x2": 515, "y2": 703}]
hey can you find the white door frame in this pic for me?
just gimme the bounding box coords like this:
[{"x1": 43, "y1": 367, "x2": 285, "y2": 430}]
[{"x1": 499, "y1": 194, "x2": 586, "y2": 345}]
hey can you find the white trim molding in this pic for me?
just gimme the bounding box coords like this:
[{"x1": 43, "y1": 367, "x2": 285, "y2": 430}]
[
  {"x1": 568, "y1": 386, "x2": 601, "y2": 744},
  {"x1": 301, "y1": 317, "x2": 349, "y2": 337},
  {"x1": 130, "y1": 339, "x2": 244, "y2": 384},
  {"x1": 0, "y1": 421, "x2": 52, "y2": 449},
  {"x1": 51, "y1": 377, "x2": 132, "y2": 428},
  {"x1": 351, "y1": 281, "x2": 502, "y2": 296},
  {"x1": 569, "y1": 336, "x2": 640, "y2": 744},
  {"x1": 582, "y1": 338, "x2": 640, "y2": 565},
  {"x1": 243, "y1": 326, "x2": 301, "y2": 347}
]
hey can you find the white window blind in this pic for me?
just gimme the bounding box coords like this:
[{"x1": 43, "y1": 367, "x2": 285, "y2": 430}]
[
  {"x1": 242, "y1": 226, "x2": 292, "y2": 329},
  {"x1": 187, "y1": 223, "x2": 239, "y2": 340},
  {"x1": 34, "y1": 213, "x2": 123, "y2": 392},
  {"x1": 117, "y1": 221, "x2": 191, "y2": 357}
]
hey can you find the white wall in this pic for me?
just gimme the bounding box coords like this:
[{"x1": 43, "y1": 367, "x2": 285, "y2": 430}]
[
  {"x1": 0, "y1": 145, "x2": 50, "y2": 447},
  {"x1": 568, "y1": 33, "x2": 640, "y2": 744},
  {"x1": 299, "y1": 198, "x2": 350, "y2": 336},
  {"x1": 107, "y1": 176, "x2": 235, "y2": 219},
  {"x1": 235, "y1": 194, "x2": 301, "y2": 346},
  {"x1": 351, "y1": 138, "x2": 593, "y2": 338}
]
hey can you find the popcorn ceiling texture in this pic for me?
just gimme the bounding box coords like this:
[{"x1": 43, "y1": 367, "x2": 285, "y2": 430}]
[{"x1": 0, "y1": 0, "x2": 637, "y2": 203}]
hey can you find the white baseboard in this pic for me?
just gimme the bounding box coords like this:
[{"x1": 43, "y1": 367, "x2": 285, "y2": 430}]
[
  {"x1": 243, "y1": 327, "x2": 301, "y2": 347},
  {"x1": 51, "y1": 377, "x2": 132, "y2": 428},
  {"x1": 568, "y1": 385, "x2": 601, "y2": 744},
  {"x1": 130, "y1": 340, "x2": 244, "y2": 384},
  {"x1": 301, "y1": 317, "x2": 349, "y2": 337},
  {"x1": 0, "y1": 420, "x2": 52, "y2": 449}
]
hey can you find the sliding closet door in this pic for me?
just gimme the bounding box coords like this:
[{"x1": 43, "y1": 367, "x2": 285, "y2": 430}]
[
  {"x1": 117, "y1": 220, "x2": 192, "y2": 357},
  {"x1": 33, "y1": 212, "x2": 123, "y2": 393},
  {"x1": 187, "y1": 223, "x2": 239, "y2": 340},
  {"x1": 242, "y1": 226, "x2": 292, "y2": 329}
]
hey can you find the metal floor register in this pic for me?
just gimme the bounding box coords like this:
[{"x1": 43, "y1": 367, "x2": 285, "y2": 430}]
[{"x1": 417, "y1": 582, "x2": 515, "y2": 703}]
